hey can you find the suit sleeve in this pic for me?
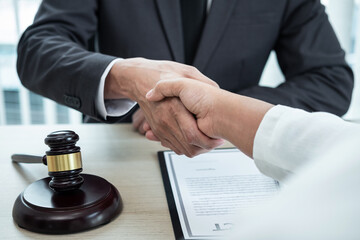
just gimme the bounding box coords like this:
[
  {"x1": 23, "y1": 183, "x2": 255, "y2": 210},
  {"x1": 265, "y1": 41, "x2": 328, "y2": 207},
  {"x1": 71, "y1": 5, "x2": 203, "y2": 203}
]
[
  {"x1": 238, "y1": 0, "x2": 354, "y2": 116},
  {"x1": 17, "y1": 0, "x2": 117, "y2": 121}
]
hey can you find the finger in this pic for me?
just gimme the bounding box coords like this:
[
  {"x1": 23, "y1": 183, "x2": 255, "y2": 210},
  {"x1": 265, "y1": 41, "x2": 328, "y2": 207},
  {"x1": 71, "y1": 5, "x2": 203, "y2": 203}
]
[
  {"x1": 145, "y1": 130, "x2": 160, "y2": 141},
  {"x1": 138, "y1": 121, "x2": 146, "y2": 134},
  {"x1": 139, "y1": 101, "x2": 190, "y2": 155},
  {"x1": 161, "y1": 141, "x2": 182, "y2": 155},
  {"x1": 146, "y1": 79, "x2": 185, "y2": 102},
  {"x1": 143, "y1": 121, "x2": 151, "y2": 132},
  {"x1": 154, "y1": 117, "x2": 194, "y2": 157},
  {"x1": 175, "y1": 104, "x2": 225, "y2": 154},
  {"x1": 191, "y1": 132, "x2": 225, "y2": 150},
  {"x1": 186, "y1": 145, "x2": 213, "y2": 157},
  {"x1": 186, "y1": 124, "x2": 225, "y2": 150},
  {"x1": 162, "y1": 99, "x2": 213, "y2": 157},
  {"x1": 132, "y1": 109, "x2": 144, "y2": 130},
  {"x1": 146, "y1": 131, "x2": 182, "y2": 155},
  {"x1": 165, "y1": 128, "x2": 193, "y2": 157},
  {"x1": 181, "y1": 117, "x2": 225, "y2": 149},
  {"x1": 138, "y1": 119, "x2": 150, "y2": 135},
  {"x1": 145, "y1": 125, "x2": 188, "y2": 156}
]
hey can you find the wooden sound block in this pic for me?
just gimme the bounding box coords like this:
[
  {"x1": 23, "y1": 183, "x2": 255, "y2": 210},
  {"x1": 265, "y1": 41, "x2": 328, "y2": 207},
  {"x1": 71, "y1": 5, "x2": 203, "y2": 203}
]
[{"x1": 13, "y1": 174, "x2": 122, "y2": 234}]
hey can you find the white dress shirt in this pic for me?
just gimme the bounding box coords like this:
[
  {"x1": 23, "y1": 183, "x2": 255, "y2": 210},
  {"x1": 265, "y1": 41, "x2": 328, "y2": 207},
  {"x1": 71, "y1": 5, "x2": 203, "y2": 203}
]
[{"x1": 228, "y1": 105, "x2": 360, "y2": 239}]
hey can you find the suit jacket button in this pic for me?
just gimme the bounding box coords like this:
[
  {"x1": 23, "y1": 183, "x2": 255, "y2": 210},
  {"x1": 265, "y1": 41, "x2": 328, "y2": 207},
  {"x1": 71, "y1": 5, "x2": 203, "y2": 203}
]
[{"x1": 64, "y1": 95, "x2": 81, "y2": 109}]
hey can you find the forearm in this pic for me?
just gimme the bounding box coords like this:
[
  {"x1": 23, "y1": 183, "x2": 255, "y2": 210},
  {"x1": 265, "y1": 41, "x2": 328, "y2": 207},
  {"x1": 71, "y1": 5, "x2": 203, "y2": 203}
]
[{"x1": 212, "y1": 90, "x2": 273, "y2": 157}]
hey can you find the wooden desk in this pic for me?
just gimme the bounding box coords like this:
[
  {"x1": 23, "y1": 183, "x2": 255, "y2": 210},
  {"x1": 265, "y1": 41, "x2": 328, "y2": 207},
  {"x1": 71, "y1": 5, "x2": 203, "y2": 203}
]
[{"x1": 0, "y1": 124, "x2": 232, "y2": 239}]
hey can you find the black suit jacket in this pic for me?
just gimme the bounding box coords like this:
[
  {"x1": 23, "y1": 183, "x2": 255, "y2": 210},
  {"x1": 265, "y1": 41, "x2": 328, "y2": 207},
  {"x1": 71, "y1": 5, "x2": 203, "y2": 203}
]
[{"x1": 17, "y1": 0, "x2": 354, "y2": 122}]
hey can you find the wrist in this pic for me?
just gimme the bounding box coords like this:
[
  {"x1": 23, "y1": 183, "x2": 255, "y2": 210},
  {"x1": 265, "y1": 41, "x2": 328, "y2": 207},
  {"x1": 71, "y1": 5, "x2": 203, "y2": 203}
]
[
  {"x1": 210, "y1": 90, "x2": 235, "y2": 139},
  {"x1": 216, "y1": 94, "x2": 273, "y2": 157},
  {"x1": 104, "y1": 58, "x2": 142, "y2": 101}
]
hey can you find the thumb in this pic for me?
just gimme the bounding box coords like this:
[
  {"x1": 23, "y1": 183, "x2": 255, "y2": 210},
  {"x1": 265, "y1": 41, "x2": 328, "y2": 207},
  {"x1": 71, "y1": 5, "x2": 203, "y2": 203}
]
[
  {"x1": 145, "y1": 89, "x2": 160, "y2": 101},
  {"x1": 146, "y1": 79, "x2": 185, "y2": 102}
]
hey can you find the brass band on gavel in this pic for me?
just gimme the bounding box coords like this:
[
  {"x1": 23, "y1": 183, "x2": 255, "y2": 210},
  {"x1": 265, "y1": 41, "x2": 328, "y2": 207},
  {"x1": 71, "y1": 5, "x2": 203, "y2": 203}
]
[{"x1": 46, "y1": 152, "x2": 82, "y2": 172}]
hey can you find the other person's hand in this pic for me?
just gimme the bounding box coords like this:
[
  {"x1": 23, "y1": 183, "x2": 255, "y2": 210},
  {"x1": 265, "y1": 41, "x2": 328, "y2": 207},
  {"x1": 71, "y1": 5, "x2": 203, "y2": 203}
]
[
  {"x1": 131, "y1": 100, "x2": 221, "y2": 157},
  {"x1": 146, "y1": 78, "x2": 222, "y2": 138},
  {"x1": 105, "y1": 58, "x2": 223, "y2": 157}
]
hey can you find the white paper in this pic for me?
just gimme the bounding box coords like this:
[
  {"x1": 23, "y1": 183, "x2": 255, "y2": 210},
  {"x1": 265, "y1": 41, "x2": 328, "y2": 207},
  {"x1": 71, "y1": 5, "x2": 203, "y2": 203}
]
[{"x1": 163, "y1": 148, "x2": 279, "y2": 239}]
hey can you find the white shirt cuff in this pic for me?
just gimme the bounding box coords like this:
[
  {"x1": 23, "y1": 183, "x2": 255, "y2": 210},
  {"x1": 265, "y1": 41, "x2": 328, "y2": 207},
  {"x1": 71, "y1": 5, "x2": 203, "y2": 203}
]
[
  {"x1": 252, "y1": 105, "x2": 293, "y2": 182},
  {"x1": 96, "y1": 58, "x2": 137, "y2": 120},
  {"x1": 252, "y1": 104, "x2": 354, "y2": 182}
]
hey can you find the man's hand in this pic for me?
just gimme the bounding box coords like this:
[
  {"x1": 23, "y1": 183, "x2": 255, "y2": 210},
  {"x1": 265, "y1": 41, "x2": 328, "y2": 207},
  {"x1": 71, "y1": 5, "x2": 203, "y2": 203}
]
[
  {"x1": 105, "y1": 58, "x2": 223, "y2": 157},
  {"x1": 142, "y1": 97, "x2": 223, "y2": 156},
  {"x1": 132, "y1": 109, "x2": 147, "y2": 135},
  {"x1": 133, "y1": 101, "x2": 222, "y2": 156},
  {"x1": 146, "y1": 78, "x2": 222, "y2": 138},
  {"x1": 104, "y1": 58, "x2": 218, "y2": 101}
]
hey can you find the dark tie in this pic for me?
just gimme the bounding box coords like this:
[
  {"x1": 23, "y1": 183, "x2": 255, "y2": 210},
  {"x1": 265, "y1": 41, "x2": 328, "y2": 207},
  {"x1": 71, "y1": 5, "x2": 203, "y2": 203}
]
[{"x1": 180, "y1": 0, "x2": 207, "y2": 65}]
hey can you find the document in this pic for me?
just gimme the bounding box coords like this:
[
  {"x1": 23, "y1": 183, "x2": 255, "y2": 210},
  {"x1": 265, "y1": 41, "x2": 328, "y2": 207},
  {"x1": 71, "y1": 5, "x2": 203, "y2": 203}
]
[{"x1": 159, "y1": 148, "x2": 279, "y2": 240}]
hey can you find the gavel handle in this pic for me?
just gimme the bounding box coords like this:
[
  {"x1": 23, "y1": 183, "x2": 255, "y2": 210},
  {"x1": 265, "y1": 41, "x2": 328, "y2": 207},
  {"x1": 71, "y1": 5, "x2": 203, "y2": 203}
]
[{"x1": 11, "y1": 154, "x2": 47, "y2": 165}]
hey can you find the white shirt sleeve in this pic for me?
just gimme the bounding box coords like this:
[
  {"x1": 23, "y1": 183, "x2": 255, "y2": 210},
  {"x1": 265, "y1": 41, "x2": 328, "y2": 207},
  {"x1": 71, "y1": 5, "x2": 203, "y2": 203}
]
[
  {"x1": 96, "y1": 58, "x2": 137, "y2": 120},
  {"x1": 253, "y1": 105, "x2": 357, "y2": 182}
]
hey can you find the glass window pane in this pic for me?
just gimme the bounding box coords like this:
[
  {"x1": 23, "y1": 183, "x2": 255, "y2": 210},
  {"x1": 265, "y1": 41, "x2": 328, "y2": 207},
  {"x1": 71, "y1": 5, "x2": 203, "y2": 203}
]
[
  {"x1": 4, "y1": 89, "x2": 21, "y2": 124},
  {"x1": 29, "y1": 92, "x2": 44, "y2": 124},
  {"x1": 56, "y1": 104, "x2": 69, "y2": 124},
  {"x1": 0, "y1": 44, "x2": 18, "y2": 88}
]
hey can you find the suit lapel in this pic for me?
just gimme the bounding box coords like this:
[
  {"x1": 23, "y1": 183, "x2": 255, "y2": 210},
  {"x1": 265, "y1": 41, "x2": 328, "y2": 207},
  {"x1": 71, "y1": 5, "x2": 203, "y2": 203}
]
[
  {"x1": 193, "y1": 0, "x2": 238, "y2": 72},
  {"x1": 155, "y1": 0, "x2": 184, "y2": 63}
]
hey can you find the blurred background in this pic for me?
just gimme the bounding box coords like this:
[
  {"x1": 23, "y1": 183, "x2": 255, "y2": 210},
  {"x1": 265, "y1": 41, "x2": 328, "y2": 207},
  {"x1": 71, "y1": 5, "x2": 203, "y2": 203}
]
[{"x1": 0, "y1": 0, "x2": 359, "y2": 125}]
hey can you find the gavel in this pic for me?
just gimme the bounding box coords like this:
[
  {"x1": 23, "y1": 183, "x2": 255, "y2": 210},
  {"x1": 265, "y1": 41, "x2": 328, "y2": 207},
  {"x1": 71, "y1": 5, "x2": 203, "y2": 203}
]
[
  {"x1": 13, "y1": 130, "x2": 84, "y2": 192},
  {"x1": 12, "y1": 130, "x2": 123, "y2": 234}
]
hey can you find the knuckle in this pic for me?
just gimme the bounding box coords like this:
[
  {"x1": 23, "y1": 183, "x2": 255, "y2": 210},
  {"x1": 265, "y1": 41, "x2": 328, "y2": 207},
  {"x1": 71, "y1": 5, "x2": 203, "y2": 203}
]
[
  {"x1": 184, "y1": 129, "x2": 196, "y2": 144},
  {"x1": 186, "y1": 66, "x2": 198, "y2": 76},
  {"x1": 161, "y1": 142, "x2": 170, "y2": 149},
  {"x1": 187, "y1": 148, "x2": 200, "y2": 158},
  {"x1": 151, "y1": 125, "x2": 161, "y2": 136},
  {"x1": 173, "y1": 149, "x2": 182, "y2": 155},
  {"x1": 153, "y1": 111, "x2": 168, "y2": 125},
  {"x1": 184, "y1": 150, "x2": 194, "y2": 158},
  {"x1": 185, "y1": 153, "x2": 192, "y2": 158},
  {"x1": 204, "y1": 143, "x2": 214, "y2": 150},
  {"x1": 158, "y1": 117, "x2": 169, "y2": 127},
  {"x1": 210, "y1": 80, "x2": 219, "y2": 88}
]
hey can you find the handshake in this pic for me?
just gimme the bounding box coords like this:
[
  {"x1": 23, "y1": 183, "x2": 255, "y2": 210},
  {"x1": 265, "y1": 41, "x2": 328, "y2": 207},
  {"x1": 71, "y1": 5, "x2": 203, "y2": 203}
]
[{"x1": 105, "y1": 58, "x2": 273, "y2": 158}]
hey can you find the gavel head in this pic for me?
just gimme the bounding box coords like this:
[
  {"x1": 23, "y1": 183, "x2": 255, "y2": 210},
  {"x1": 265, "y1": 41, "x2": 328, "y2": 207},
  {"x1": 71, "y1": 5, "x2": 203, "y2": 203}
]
[{"x1": 44, "y1": 130, "x2": 84, "y2": 192}]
